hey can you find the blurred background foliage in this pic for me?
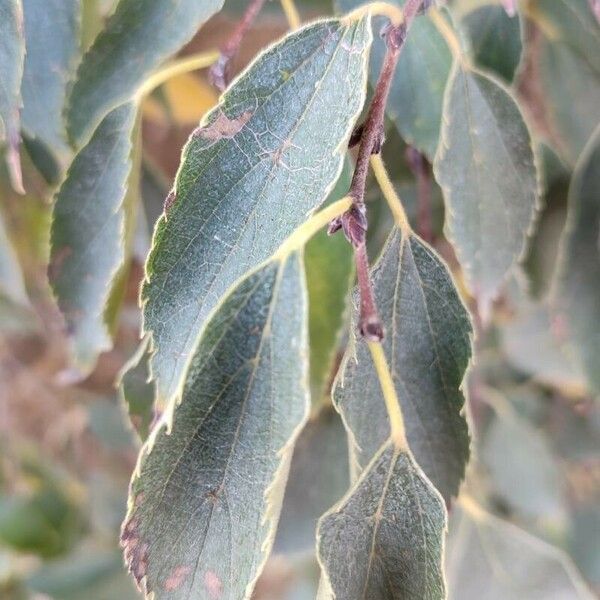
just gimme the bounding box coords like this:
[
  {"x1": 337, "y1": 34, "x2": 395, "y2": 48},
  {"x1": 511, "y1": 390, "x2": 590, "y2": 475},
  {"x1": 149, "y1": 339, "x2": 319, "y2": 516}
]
[{"x1": 0, "y1": 0, "x2": 598, "y2": 598}]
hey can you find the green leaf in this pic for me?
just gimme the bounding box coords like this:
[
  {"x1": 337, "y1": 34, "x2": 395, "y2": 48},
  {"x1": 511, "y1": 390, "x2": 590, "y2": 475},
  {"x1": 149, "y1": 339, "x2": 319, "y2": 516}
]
[
  {"x1": 122, "y1": 253, "x2": 309, "y2": 599},
  {"x1": 0, "y1": 0, "x2": 25, "y2": 191},
  {"x1": 305, "y1": 160, "x2": 354, "y2": 404},
  {"x1": 462, "y1": 5, "x2": 522, "y2": 82},
  {"x1": 481, "y1": 392, "x2": 565, "y2": 521},
  {"x1": 21, "y1": 0, "x2": 80, "y2": 164},
  {"x1": 49, "y1": 102, "x2": 137, "y2": 374},
  {"x1": 556, "y1": 125, "x2": 600, "y2": 398},
  {"x1": 66, "y1": 0, "x2": 224, "y2": 146},
  {"x1": 501, "y1": 296, "x2": 585, "y2": 395},
  {"x1": 534, "y1": 0, "x2": 600, "y2": 165},
  {"x1": 446, "y1": 506, "x2": 595, "y2": 599},
  {"x1": 317, "y1": 442, "x2": 446, "y2": 600},
  {"x1": 334, "y1": 227, "x2": 472, "y2": 502},
  {"x1": 141, "y1": 18, "x2": 371, "y2": 403},
  {"x1": 434, "y1": 63, "x2": 539, "y2": 317},
  {"x1": 0, "y1": 210, "x2": 28, "y2": 307},
  {"x1": 119, "y1": 337, "x2": 156, "y2": 442},
  {"x1": 337, "y1": 0, "x2": 452, "y2": 159},
  {"x1": 275, "y1": 407, "x2": 350, "y2": 555}
]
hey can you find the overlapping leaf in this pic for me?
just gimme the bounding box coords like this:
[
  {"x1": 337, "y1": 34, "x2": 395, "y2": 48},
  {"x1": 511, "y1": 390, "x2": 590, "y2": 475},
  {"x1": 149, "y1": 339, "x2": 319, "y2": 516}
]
[
  {"x1": 141, "y1": 18, "x2": 371, "y2": 403},
  {"x1": 337, "y1": 0, "x2": 452, "y2": 159},
  {"x1": 275, "y1": 407, "x2": 350, "y2": 555},
  {"x1": 434, "y1": 63, "x2": 539, "y2": 317},
  {"x1": 49, "y1": 102, "x2": 137, "y2": 373},
  {"x1": 21, "y1": 0, "x2": 79, "y2": 164},
  {"x1": 462, "y1": 4, "x2": 522, "y2": 82},
  {"x1": 0, "y1": 0, "x2": 25, "y2": 191},
  {"x1": 446, "y1": 506, "x2": 595, "y2": 599},
  {"x1": 122, "y1": 253, "x2": 309, "y2": 599},
  {"x1": 334, "y1": 227, "x2": 472, "y2": 502},
  {"x1": 556, "y1": 125, "x2": 600, "y2": 397},
  {"x1": 533, "y1": 0, "x2": 600, "y2": 165},
  {"x1": 317, "y1": 442, "x2": 446, "y2": 600},
  {"x1": 66, "y1": 0, "x2": 225, "y2": 146}
]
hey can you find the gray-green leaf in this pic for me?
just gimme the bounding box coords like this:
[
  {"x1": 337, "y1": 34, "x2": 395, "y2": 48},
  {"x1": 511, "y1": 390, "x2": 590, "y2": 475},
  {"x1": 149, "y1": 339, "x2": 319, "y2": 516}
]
[
  {"x1": 317, "y1": 442, "x2": 446, "y2": 600},
  {"x1": 141, "y1": 18, "x2": 371, "y2": 403},
  {"x1": 337, "y1": 0, "x2": 452, "y2": 160},
  {"x1": 462, "y1": 5, "x2": 522, "y2": 83},
  {"x1": 122, "y1": 253, "x2": 309, "y2": 599},
  {"x1": 434, "y1": 63, "x2": 539, "y2": 317},
  {"x1": 0, "y1": 0, "x2": 25, "y2": 190},
  {"x1": 556, "y1": 125, "x2": 600, "y2": 398},
  {"x1": 334, "y1": 227, "x2": 472, "y2": 502},
  {"x1": 49, "y1": 102, "x2": 137, "y2": 373},
  {"x1": 66, "y1": 0, "x2": 225, "y2": 146},
  {"x1": 21, "y1": 0, "x2": 80, "y2": 164},
  {"x1": 446, "y1": 506, "x2": 595, "y2": 599}
]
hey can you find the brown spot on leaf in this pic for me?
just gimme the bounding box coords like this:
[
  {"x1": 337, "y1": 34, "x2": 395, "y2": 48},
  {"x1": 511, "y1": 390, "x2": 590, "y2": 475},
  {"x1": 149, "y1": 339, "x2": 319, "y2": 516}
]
[
  {"x1": 204, "y1": 571, "x2": 223, "y2": 599},
  {"x1": 163, "y1": 190, "x2": 177, "y2": 218},
  {"x1": 164, "y1": 565, "x2": 192, "y2": 591},
  {"x1": 194, "y1": 110, "x2": 252, "y2": 142},
  {"x1": 121, "y1": 512, "x2": 149, "y2": 592}
]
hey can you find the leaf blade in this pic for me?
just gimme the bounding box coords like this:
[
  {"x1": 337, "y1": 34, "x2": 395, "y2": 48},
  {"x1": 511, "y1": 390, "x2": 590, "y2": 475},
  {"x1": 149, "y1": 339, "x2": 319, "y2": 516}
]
[
  {"x1": 66, "y1": 0, "x2": 225, "y2": 145},
  {"x1": 142, "y1": 18, "x2": 371, "y2": 402},
  {"x1": 334, "y1": 228, "x2": 472, "y2": 502},
  {"x1": 434, "y1": 63, "x2": 539, "y2": 316},
  {"x1": 122, "y1": 253, "x2": 309, "y2": 599},
  {"x1": 317, "y1": 442, "x2": 446, "y2": 600}
]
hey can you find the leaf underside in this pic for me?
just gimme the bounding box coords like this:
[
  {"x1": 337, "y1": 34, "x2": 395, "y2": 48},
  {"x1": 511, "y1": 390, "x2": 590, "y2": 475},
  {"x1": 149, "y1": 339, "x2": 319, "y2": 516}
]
[
  {"x1": 317, "y1": 442, "x2": 446, "y2": 600},
  {"x1": 434, "y1": 63, "x2": 538, "y2": 317},
  {"x1": 66, "y1": 0, "x2": 226, "y2": 146},
  {"x1": 141, "y1": 18, "x2": 371, "y2": 403},
  {"x1": 334, "y1": 227, "x2": 472, "y2": 503},
  {"x1": 49, "y1": 102, "x2": 137, "y2": 373},
  {"x1": 122, "y1": 253, "x2": 309, "y2": 600},
  {"x1": 556, "y1": 125, "x2": 600, "y2": 397}
]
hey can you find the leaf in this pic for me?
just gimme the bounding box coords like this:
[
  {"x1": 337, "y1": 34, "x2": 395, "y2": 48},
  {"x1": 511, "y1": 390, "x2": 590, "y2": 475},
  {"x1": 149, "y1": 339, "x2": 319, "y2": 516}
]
[
  {"x1": 141, "y1": 18, "x2": 371, "y2": 403},
  {"x1": 119, "y1": 338, "x2": 156, "y2": 443},
  {"x1": 49, "y1": 102, "x2": 137, "y2": 374},
  {"x1": 122, "y1": 253, "x2": 309, "y2": 599},
  {"x1": 556, "y1": 125, "x2": 600, "y2": 398},
  {"x1": 317, "y1": 442, "x2": 446, "y2": 600},
  {"x1": 446, "y1": 505, "x2": 595, "y2": 599},
  {"x1": 481, "y1": 392, "x2": 565, "y2": 521},
  {"x1": 0, "y1": 210, "x2": 28, "y2": 307},
  {"x1": 66, "y1": 0, "x2": 225, "y2": 146},
  {"x1": 501, "y1": 296, "x2": 586, "y2": 395},
  {"x1": 274, "y1": 407, "x2": 350, "y2": 555},
  {"x1": 434, "y1": 63, "x2": 539, "y2": 317},
  {"x1": 462, "y1": 4, "x2": 522, "y2": 82},
  {"x1": 334, "y1": 227, "x2": 472, "y2": 502},
  {"x1": 337, "y1": 0, "x2": 452, "y2": 160},
  {"x1": 21, "y1": 0, "x2": 80, "y2": 164},
  {"x1": 305, "y1": 160, "x2": 354, "y2": 404},
  {"x1": 0, "y1": 0, "x2": 25, "y2": 192},
  {"x1": 533, "y1": 0, "x2": 600, "y2": 164}
]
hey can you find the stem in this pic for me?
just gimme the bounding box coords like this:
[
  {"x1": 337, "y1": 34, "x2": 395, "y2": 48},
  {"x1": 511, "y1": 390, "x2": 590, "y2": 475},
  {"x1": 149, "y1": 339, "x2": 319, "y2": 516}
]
[
  {"x1": 5, "y1": 128, "x2": 24, "y2": 195},
  {"x1": 280, "y1": 0, "x2": 301, "y2": 30},
  {"x1": 367, "y1": 341, "x2": 407, "y2": 449},
  {"x1": 339, "y1": 0, "x2": 425, "y2": 340},
  {"x1": 137, "y1": 51, "x2": 220, "y2": 98},
  {"x1": 209, "y1": 0, "x2": 267, "y2": 91},
  {"x1": 405, "y1": 146, "x2": 433, "y2": 242}
]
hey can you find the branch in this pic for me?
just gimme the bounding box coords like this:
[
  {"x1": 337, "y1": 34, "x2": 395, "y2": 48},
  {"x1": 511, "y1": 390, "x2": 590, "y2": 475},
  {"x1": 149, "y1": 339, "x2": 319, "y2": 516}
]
[
  {"x1": 405, "y1": 146, "x2": 433, "y2": 243},
  {"x1": 331, "y1": 0, "x2": 426, "y2": 341},
  {"x1": 209, "y1": 0, "x2": 267, "y2": 91}
]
